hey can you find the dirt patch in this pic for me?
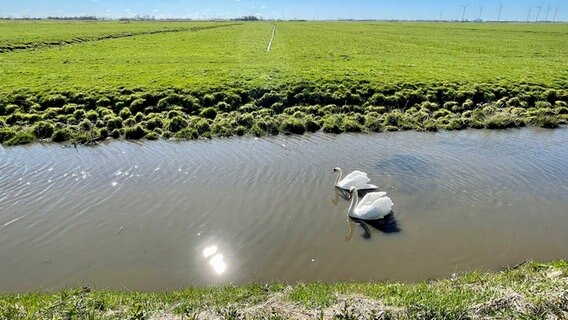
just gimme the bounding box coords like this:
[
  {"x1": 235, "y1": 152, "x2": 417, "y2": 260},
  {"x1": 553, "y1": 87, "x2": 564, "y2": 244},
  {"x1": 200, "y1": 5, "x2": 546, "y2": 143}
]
[{"x1": 150, "y1": 289, "x2": 401, "y2": 320}]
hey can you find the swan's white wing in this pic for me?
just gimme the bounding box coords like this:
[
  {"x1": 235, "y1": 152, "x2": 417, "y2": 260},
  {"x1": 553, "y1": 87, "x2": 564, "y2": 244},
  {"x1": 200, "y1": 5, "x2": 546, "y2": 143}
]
[
  {"x1": 354, "y1": 194, "x2": 393, "y2": 220},
  {"x1": 358, "y1": 192, "x2": 387, "y2": 206},
  {"x1": 343, "y1": 170, "x2": 367, "y2": 180},
  {"x1": 337, "y1": 171, "x2": 370, "y2": 189},
  {"x1": 358, "y1": 183, "x2": 379, "y2": 190}
]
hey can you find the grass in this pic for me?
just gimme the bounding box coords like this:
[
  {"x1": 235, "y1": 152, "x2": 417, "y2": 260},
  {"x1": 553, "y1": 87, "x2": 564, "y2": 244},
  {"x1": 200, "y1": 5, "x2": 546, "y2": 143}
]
[
  {"x1": 0, "y1": 20, "x2": 224, "y2": 52},
  {"x1": 0, "y1": 21, "x2": 567, "y2": 145},
  {"x1": 0, "y1": 81, "x2": 566, "y2": 145},
  {"x1": 1, "y1": 260, "x2": 567, "y2": 319},
  {"x1": 1, "y1": 22, "x2": 567, "y2": 91}
]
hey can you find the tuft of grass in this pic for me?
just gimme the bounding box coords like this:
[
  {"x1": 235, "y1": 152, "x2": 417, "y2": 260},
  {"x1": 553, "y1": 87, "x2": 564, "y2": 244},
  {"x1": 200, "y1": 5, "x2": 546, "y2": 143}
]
[
  {"x1": 0, "y1": 127, "x2": 17, "y2": 143},
  {"x1": 124, "y1": 125, "x2": 147, "y2": 140},
  {"x1": 5, "y1": 130, "x2": 35, "y2": 145}
]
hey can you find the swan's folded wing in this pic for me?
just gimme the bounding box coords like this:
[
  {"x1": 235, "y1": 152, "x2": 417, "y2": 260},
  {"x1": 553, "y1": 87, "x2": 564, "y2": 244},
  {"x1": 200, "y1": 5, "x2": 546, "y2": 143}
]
[
  {"x1": 358, "y1": 192, "x2": 387, "y2": 206},
  {"x1": 338, "y1": 171, "x2": 370, "y2": 189},
  {"x1": 355, "y1": 196, "x2": 393, "y2": 220},
  {"x1": 358, "y1": 183, "x2": 378, "y2": 190},
  {"x1": 344, "y1": 170, "x2": 367, "y2": 179},
  {"x1": 372, "y1": 196, "x2": 393, "y2": 215}
]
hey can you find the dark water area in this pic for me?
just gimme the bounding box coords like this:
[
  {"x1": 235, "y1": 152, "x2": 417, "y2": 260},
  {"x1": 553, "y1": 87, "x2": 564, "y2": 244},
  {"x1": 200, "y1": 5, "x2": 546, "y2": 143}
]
[{"x1": 1, "y1": 128, "x2": 567, "y2": 292}]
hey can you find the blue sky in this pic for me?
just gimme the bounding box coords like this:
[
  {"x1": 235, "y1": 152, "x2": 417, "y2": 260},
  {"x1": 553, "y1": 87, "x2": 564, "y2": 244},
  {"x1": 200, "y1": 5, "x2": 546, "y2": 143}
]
[{"x1": 0, "y1": 0, "x2": 566, "y2": 21}]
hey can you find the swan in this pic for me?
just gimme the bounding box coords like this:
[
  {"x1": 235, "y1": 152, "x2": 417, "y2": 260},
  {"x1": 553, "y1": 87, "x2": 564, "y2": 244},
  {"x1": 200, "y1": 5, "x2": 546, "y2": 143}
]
[
  {"x1": 333, "y1": 167, "x2": 378, "y2": 191},
  {"x1": 347, "y1": 186, "x2": 393, "y2": 220}
]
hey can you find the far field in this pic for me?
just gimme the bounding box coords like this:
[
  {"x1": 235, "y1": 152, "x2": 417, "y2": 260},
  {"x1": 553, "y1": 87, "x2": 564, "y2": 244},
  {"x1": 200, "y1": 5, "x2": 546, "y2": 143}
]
[
  {"x1": 1, "y1": 21, "x2": 567, "y2": 90},
  {"x1": 0, "y1": 21, "x2": 567, "y2": 144}
]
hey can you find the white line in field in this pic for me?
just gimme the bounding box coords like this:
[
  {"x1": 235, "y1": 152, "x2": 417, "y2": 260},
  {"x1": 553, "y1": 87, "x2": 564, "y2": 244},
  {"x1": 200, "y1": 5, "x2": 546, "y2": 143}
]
[{"x1": 266, "y1": 25, "x2": 276, "y2": 52}]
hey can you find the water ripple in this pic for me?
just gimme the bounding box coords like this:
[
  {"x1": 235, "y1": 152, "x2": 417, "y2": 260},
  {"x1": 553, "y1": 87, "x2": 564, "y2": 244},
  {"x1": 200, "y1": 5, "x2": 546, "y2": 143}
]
[{"x1": 1, "y1": 128, "x2": 568, "y2": 291}]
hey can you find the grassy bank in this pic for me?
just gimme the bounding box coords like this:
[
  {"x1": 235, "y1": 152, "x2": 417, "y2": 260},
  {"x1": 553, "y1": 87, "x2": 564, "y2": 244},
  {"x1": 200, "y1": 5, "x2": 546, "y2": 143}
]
[
  {"x1": 0, "y1": 82, "x2": 567, "y2": 146},
  {"x1": 1, "y1": 21, "x2": 567, "y2": 145},
  {"x1": 1, "y1": 260, "x2": 567, "y2": 319}
]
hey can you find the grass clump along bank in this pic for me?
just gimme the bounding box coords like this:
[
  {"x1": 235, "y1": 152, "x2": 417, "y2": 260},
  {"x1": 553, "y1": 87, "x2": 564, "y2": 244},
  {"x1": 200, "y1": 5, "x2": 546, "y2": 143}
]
[
  {"x1": 0, "y1": 21, "x2": 567, "y2": 145},
  {"x1": 0, "y1": 82, "x2": 567, "y2": 145},
  {"x1": 1, "y1": 260, "x2": 567, "y2": 319}
]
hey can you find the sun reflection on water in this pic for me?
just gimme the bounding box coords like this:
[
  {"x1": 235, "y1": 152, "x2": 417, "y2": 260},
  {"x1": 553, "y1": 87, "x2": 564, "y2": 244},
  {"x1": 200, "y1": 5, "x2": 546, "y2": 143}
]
[
  {"x1": 202, "y1": 245, "x2": 227, "y2": 275},
  {"x1": 209, "y1": 254, "x2": 227, "y2": 275},
  {"x1": 202, "y1": 245, "x2": 218, "y2": 258}
]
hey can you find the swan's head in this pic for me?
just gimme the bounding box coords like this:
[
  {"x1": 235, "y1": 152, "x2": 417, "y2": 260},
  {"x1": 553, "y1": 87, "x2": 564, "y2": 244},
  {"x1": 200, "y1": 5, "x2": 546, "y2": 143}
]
[
  {"x1": 348, "y1": 186, "x2": 357, "y2": 200},
  {"x1": 332, "y1": 167, "x2": 340, "y2": 173}
]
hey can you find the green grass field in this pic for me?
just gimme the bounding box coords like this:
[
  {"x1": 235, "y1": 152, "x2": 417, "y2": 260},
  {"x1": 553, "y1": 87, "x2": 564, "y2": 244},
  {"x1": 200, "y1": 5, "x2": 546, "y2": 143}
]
[
  {"x1": 0, "y1": 21, "x2": 567, "y2": 145},
  {"x1": 0, "y1": 20, "x2": 212, "y2": 50},
  {"x1": 1, "y1": 261, "x2": 567, "y2": 319},
  {"x1": 1, "y1": 21, "x2": 567, "y2": 91}
]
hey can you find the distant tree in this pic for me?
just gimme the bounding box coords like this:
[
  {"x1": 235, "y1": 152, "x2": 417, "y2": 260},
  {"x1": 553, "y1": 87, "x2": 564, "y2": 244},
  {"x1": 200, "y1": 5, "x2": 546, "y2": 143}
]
[{"x1": 235, "y1": 16, "x2": 260, "y2": 21}]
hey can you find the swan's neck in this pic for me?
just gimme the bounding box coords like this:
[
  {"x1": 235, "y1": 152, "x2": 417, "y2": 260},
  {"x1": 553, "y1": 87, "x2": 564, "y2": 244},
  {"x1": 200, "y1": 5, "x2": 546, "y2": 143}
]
[
  {"x1": 334, "y1": 168, "x2": 343, "y2": 185},
  {"x1": 347, "y1": 189, "x2": 358, "y2": 217}
]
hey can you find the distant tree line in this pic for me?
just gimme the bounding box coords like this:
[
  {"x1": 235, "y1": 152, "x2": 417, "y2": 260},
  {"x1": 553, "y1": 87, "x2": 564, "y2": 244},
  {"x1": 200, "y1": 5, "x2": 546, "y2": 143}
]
[
  {"x1": 233, "y1": 16, "x2": 261, "y2": 21},
  {"x1": 0, "y1": 15, "x2": 262, "y2": 22},
  {"x1": 47, "y1": 16, "x2": 99, "y2": 20},
  {"x1": 0, "y1": 15, "x2": 195, "y2": 21}
]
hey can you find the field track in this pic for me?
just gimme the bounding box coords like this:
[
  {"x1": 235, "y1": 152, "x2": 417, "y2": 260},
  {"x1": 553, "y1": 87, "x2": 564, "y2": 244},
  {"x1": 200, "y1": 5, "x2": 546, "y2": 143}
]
[{"x1": 266, "y1": 24, "x2": 276, "y2": 52}]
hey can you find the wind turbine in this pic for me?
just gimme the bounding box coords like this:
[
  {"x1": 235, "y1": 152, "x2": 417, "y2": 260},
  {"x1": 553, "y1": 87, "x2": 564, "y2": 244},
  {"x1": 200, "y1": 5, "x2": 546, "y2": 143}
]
[
  {"x1": 544, "y1": 6, "x2": 551, "y2": 21},
  {"x1": 478, "y1": 6, "x2": 483, "y2": 21},
  {"x1": 535, "y1": 4, "x2": 542, "y2": 22},
  {"x1": 461, "y1": 4, "x2": 469, "y2": 22},
  {"x1": 497, "y1": 3, "x2": 504, "y2": 22},
  {"x1": 526, "y1": 7, "x2": 532, "y2": 22}
]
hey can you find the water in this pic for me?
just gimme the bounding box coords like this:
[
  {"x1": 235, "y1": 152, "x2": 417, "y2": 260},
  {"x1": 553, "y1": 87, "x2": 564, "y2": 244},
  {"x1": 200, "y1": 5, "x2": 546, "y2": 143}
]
[{"x1": 1, "y1": 128, "x2": 567, "y2": 292}]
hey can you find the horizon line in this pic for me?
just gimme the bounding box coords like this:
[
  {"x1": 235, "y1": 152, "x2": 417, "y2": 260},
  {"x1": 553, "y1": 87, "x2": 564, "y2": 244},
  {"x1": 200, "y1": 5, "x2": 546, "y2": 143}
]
[{"x1": 1, "y1": 16, "x2": 567, "y2": 23}]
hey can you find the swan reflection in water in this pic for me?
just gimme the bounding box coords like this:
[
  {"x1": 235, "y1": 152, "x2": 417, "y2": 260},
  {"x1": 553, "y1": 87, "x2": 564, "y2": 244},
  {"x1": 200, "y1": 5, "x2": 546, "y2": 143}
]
[
  {"x1": 202, "y1": 245, "x2": 227, "y2": 275},
  {"x1": 331, "y1": 188, "x2": 376, "y2": 205},
  {"x1": 344, "y1": 213, "x2": 400, "y2": 241}
]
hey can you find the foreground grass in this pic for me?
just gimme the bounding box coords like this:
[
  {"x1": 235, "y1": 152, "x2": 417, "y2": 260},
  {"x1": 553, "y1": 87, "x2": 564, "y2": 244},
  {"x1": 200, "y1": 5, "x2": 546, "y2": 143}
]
[{"x1": 1, "y1": 260, "x2": 567, "y2": 319}]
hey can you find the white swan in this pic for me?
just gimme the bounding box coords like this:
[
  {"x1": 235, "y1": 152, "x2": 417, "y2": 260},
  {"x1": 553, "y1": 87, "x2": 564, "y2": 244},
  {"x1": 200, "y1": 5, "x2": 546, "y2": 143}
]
[
  {"x1": 333, "y1": 167, "x2": 378, "y2": 191},
  {"x1": 347, "y1": 186, "x2": 393, "y2": 220}
]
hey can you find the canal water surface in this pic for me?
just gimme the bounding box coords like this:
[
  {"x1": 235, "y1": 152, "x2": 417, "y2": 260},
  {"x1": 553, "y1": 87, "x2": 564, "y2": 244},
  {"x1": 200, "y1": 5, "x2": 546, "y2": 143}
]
[{"x1": 1, "y1": 128, "x2": 567, "y2": 292}]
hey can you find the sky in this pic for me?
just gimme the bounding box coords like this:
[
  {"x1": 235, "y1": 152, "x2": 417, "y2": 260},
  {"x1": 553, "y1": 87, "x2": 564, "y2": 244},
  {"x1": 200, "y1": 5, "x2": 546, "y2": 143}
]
[{"x1": 0, "y1": 0, "x2": 566, "y2": 22}]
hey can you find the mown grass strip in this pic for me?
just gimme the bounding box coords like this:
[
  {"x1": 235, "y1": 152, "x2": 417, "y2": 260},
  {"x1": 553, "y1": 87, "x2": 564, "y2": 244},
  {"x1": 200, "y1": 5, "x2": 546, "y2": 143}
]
[
  {"x1": 0, "y1": 260, "x2": 566, "y2": 319},
  {"x1": 0, "y1": 23, "x2": 240, "y2": 53}
]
